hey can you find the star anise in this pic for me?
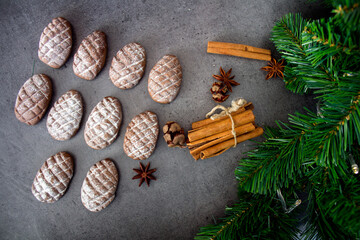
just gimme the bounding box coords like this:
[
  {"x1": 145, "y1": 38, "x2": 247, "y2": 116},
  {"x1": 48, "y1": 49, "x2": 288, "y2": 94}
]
[
  {"x1": 212, "y1": 67, "x2": 239, "y2": 92},
  {"x1": 261, "y1": 58, "x2": 285, "y2": 80},
  {"x1": 132, "y1": 162, "x2": 157, "y2": 187}
]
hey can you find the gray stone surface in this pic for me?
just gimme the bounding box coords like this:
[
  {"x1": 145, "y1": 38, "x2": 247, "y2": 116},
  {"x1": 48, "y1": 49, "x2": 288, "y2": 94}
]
[{"x1": 0, "y1": 0, "x2": 324, "y2": 239}]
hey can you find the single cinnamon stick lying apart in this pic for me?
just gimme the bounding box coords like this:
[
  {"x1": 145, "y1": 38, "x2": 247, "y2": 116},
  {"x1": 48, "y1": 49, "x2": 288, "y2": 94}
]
[
  {"x1": 207, "y1": 41, "x2": 271, "y2": 61},
  {"x1": 191, "y1": 102, "x2": 254, "y2": 130},
  {"x1": 190, "y1": 123, "x2": 256, "y2": 160},
  {"x1": 188, "y1": 109, "x2": 255, "y2": 142},
  {"x1": 200, "y1": 127, "x2": 264, "y2": 160}
]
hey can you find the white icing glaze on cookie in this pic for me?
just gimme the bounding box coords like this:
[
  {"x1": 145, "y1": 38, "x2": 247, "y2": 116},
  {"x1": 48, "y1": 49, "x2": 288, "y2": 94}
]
[
  {"x1": 109, "y1": 42, "x2": 146, "y2": 89},
  {"x1": 84, "y1": 96, "x2": 122, "y2": 150},
  {"x1": 81, "y1": 159, "x2": 118, "y2": 212},
  {"x1": 47, "y1": 90, "x2": 83, "y2": 141},
  {"x1": 38, "y1": 17, "x2": 72, "y2": 68},
  {"x1": 73, "y1": 31, "x2": 107, "y2": 80},
  {"x1": 148, "y1": 55, "x2": 182, "y2": 104},
  {"x1": 123, "y1": 111, "x2": 159, "y2": 160},
  {"x1": 32, "y1": 152, "x2": 74, "y2": 203}
]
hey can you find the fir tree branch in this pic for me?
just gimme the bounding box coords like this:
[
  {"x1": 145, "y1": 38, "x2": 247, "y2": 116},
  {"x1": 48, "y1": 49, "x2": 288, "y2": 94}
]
[
  {"x1": 195, "y1": 192, "x2": 299, "y2": 240},
  {"x1": 302, "y1": 18, "x2": 360, "y2": 70},
  {"x1": 236, "y1": 125, "x2": 305, "y2": 194},
  {"x1": 238, "y1": 6, "x2": 360, "y2": 214},
  {"x1": 271, "y1": 13, "x2": 332, "y2": 94},
  {"x1": 303, "y1": 191, "x2": 356, "y2": 239},
  {"x1": 332, "y1": 0, "x2": 360, "y2": 31},
  {"x1": 318, "y1": 178, "x2": 360, "y2": 236},
  {"x1": 237, "y1": 87, "x2": 360, "y2": 194},
  {"x1": 304, "y1": 165, "x2": 360, "y2": 239},
  {"x1": 312, "y1": 77, "x2": 360, "y2": 170}
]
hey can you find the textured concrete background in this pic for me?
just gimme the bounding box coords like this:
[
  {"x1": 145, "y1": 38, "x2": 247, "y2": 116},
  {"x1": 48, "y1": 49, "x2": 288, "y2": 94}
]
[{"x1": 0, "y1": 0, "x2": 324, "y2": 239}]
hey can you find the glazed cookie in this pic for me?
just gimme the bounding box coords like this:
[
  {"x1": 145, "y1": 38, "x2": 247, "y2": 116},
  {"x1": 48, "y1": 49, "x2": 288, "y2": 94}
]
[
  {"x1": 148, "y1": 55, "x2": 182, "y2": 104},
  {"x1": 32, "y1": 152, "x2": 74, "y2": 203},
  {"x1": 47, "y1": 90, "x2": 84, "y2": 141},
  {"x1": 123, "y1": 111, "x2": 159, "y2": 160},
  {"x1": 109, "y1": 42, "x2": 146, "y2": 89},
  {"x1": 73, "y1": 31, "x2": 107, "y2": 80},
  {"x1": 81, "y1": 159, "x2": 118, "y2": 212},
  {"x1": 84, "y1": 96, "x2": 122, "y2": 150},
  {"x1": 14, "y1": 74, "x2": 52, "y2": 125},
  {"x1": 38, "y1": 17, "x2": 72, "y2": 68}
]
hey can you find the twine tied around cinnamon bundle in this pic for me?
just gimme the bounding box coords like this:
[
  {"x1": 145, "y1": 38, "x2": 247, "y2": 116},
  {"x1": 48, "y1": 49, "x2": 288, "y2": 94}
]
[{"x1": 206, "y1": 98, "x2": 247, "y2": 148}]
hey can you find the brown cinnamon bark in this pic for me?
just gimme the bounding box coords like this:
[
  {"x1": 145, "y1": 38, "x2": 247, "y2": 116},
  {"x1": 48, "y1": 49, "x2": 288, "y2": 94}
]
[
  {"x1": 199, "y1": 127, "x2": 264, "y2": 160},
  {"x1": 191, "y1": 102, "x2": 254, "y2": 130},
  {"x1": 190, "y1": 123, "x2": 255, "y2": 160},
  {"x1": 207, "y1": 41, "x2": 271, "y2": 61},
  {"x1": 188, "y1": 110, "x2": 255, "y2": 142}
]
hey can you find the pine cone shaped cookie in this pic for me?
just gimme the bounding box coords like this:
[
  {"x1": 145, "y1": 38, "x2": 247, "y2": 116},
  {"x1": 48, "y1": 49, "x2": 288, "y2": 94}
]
[
  {"x1": 14, "y1": 74, "x2": 52, "y2": 125},
  {"x1": 148, "y1": 55, "x2": 182, "y2": 104},
  {"x1": 73, "y1": 31, "x2": 107, "y2": 80},
  {"x1": 32, "y1": 152, "x2": 74, "y2": 203},
  {"x1": 84, "y1": 96, "x2": 122, "y2": 150},
  {"x1": 47, "y1": 90, "x2": 84, "y2": 141},
  {"x1": 124, "y1": 111, "x2": 159, "y2": 160},
  {"x1": 81, "y1": 159, "x2": 118, "y2": 212},
  {"x1": 109, "y1": 42, "x2": 146, "y2": 89},
  {"x1": 38, "y1": 17, "x2": 72, "y2": 68}
]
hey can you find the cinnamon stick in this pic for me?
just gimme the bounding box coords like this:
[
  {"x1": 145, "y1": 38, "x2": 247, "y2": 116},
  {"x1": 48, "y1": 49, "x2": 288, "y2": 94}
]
[
  {"x1": 190, "y1": 123, "x2": 255, "y2": 160},
  {"x1": 191, "y1": 102, "x2": 254, "y2": 130},
  {"x1": 187, "y1": 122, "x2": 255, "y2": 148},
  {"x1": 207, "y1": 41, "x2": 271, "y2": 61},
  {"x1": 188, "y1": 109, "x2": 255, "y2": 142},
  {"x1": 200, "y1": 127, "x2": 264, "y2": 160}
]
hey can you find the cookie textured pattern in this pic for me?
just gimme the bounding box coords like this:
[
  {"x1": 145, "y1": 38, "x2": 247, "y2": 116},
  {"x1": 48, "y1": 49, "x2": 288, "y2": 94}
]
[
  {"x1": 148, "y1": 55, "x2": 182, "y2": 104},
  {"x1": 38, "y1": 17, "x2": 72, "y2": 68},
  {"x1": 32, "y1": 152, "x2": 74, "y2": 203},
  {"x1": 84, "y1": 96, "x2": 122, "y2": 150},
  {"x1": 81, "y1": 159, "x2": 118, "y2": 212},
  {"x1": 14, "y1": 74, "x2": 52, "y2": 125},
  {"x1": 47, "y1": 90, "x2": 83, "y2": 141},
  {"x1": 124, "y1": 111, "x2": 159, "y2": 160},
  {"x1": 109, "y1": 42, "x2": 146, "y2": 89},
  {"x1": 73, "y1": 31, "x2": 107, "y2": 80}
]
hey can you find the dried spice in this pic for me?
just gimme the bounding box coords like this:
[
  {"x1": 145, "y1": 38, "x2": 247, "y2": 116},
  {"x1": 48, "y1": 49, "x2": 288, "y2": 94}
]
[
  {"x1": 163, "y1": 121, "x2": 187, "y2": 148},
  {"x1": 210, "y1": 82, "x2": 228, "y2": 94},
  {"x1": 261, "y1": 58, "x2": 285, "y2": 80},
  {"x1": 210, "y1": 82, "x2": 229, "y2": 103},
  {"x1": 210, "y1": 67, "x2": 239, "y2": 103},
  {"x1": 212, "y1": 67, "x2": 239, "y2": 92},
  {"x1": 132, "y1": 162, "x2": 157, "y2": 187}
]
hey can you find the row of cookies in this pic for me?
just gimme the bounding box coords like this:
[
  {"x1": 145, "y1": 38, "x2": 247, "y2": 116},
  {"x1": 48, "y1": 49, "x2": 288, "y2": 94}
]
[
  {"x1": 39, "y1": 17, "x2": 183, "y2": 104},
  {"x1": 14, "y1": 74, "x2": 160, "y2": 159},
  {"x1": 32, "y1": 151, "x2": 118, "y2": 212}
]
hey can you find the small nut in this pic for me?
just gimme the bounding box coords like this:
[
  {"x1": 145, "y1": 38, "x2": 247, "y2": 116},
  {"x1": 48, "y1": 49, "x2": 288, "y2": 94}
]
[
  {"x1": 162, "y1": 121, "x2": 187, "y2": 148},
  {"x1": 212, "y1": 92, "x2": 229, "y2": 103},
  {"x1": 164, "y1": 133, "x2": 172, "y2": 142},
  {"x1": 170, "y1": 123, "x2": 182, "y2": 133},
  {"x1": 173, "y1": 134, "x2": 186, "y2": 145},
  {"x1": 211, "y1": 82, "x2": 228, "y2": 94}
]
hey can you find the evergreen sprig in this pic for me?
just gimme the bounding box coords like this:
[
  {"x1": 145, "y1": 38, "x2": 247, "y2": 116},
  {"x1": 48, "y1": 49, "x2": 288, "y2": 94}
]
[
  {"x1": 196, "y1": 0, "x2": 360, "y2": 239},
  {"x1": 195, "y1": 191, "x2": 299, "y2": 240}
]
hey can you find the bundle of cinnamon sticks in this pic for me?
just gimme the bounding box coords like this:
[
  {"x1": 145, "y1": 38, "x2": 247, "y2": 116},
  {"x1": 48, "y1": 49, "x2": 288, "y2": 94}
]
[{"x1": 187, "y1": 102, "x2": 263, "y2": 160}]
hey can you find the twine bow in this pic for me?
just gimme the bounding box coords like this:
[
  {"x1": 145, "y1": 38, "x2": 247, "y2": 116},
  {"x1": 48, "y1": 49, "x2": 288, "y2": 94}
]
[{"x1": 206, "y1": 98, "x2": 247, "y2": 148}]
